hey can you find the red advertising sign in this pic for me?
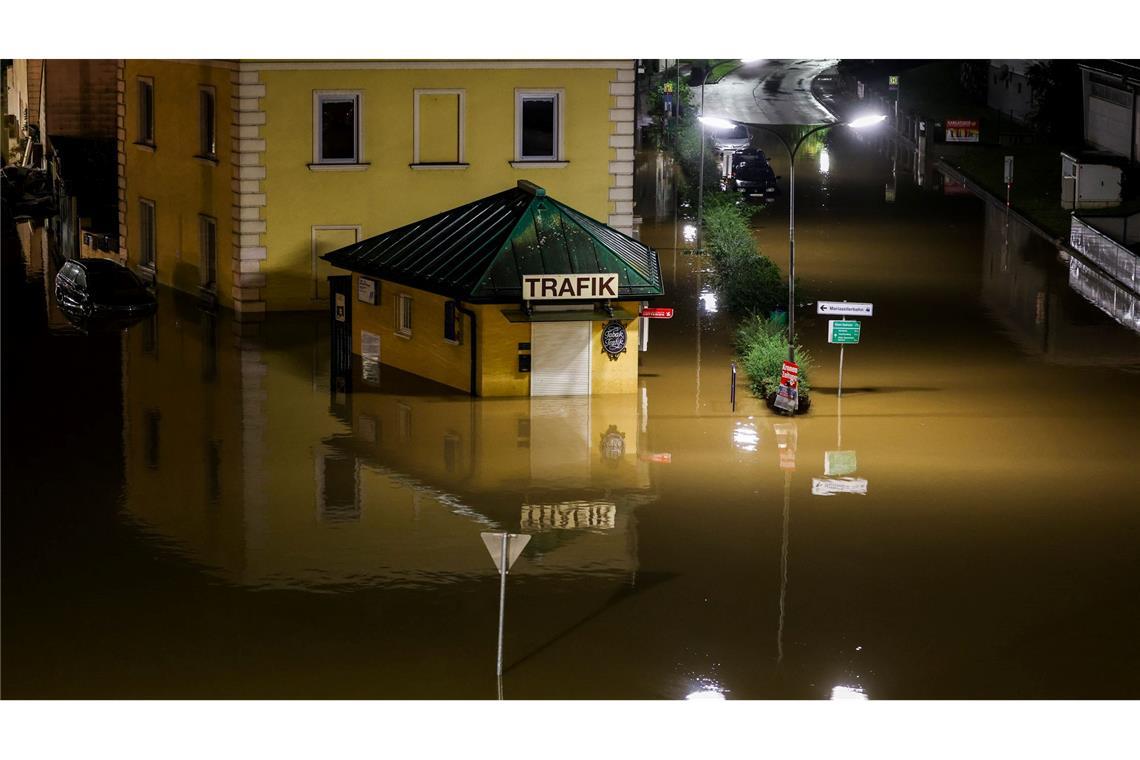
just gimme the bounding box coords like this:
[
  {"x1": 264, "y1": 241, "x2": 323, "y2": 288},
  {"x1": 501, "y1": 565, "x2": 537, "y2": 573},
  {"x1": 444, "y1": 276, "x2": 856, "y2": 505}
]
[
  {"x1": 639, "y1": 307, "x2": 675, "y2": 319},
  {"x1": 774, "y1": 360, "x2": 799, "y2": 413},
  {"x1": 945, "y1": 119, "x2": 979, "y2": 143}
]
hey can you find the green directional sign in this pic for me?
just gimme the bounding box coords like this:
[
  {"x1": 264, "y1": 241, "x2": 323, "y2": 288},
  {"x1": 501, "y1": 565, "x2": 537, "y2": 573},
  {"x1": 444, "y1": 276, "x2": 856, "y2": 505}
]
[{"x1": 828, "y1": 320, "x2": 861, "y2": 344}]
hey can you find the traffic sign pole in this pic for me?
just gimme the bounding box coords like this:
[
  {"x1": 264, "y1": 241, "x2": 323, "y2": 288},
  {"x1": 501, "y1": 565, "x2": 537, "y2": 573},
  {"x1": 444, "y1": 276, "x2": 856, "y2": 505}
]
[
  {"x1": 481, "y1": 531, "x2": 531, "y2": 698},
  {"x1": 496, "y1": 532, "x2": 507, "y2": 681},
  {"x1": 838, "y1": 344, "x2": 845, "y2": 399}
]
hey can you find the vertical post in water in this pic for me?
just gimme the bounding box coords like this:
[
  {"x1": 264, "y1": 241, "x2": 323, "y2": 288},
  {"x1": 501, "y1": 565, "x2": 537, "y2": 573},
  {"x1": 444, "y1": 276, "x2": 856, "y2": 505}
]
[
  {"x1": 837, "y1": 344, "x2": 845, "y2": 399},
  {"x1": 496, "y1": 533, "x2": 507, "y2": 680},
  {"x1": 730, "y1": 362, "x2": 737, "y2": 412}
]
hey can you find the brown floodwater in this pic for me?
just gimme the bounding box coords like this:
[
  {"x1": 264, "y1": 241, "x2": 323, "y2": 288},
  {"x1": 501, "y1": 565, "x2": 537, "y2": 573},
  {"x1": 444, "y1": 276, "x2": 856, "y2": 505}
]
[{"x1": 3, "y1": 132, "x2": 1139, "y2": 699}]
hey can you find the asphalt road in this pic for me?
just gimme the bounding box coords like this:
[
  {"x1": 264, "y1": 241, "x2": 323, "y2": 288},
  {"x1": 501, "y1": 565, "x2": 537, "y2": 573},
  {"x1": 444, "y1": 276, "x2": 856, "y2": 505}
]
[{"x1": 698, "y1": 59, "x2": 838, "y2": 126}]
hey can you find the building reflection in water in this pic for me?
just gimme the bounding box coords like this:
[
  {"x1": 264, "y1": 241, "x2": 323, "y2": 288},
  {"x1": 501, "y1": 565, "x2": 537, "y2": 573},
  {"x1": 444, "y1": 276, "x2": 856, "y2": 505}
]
[{"x1": 118, "y1": 288, "x2": 654, "y2": 591}]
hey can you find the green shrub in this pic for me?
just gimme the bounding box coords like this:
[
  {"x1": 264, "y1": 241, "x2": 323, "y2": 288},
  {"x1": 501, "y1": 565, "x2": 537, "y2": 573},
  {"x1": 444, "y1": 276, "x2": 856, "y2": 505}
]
[
  {"x1": 714, "y1": 249, "x2": 785, "y2": 317},
  {"x1": 702, "y1": 202, "x2": 785, "y2": 317},
  {"x1": 735, "y1": 314, "x2": 813, "y2": 397}
]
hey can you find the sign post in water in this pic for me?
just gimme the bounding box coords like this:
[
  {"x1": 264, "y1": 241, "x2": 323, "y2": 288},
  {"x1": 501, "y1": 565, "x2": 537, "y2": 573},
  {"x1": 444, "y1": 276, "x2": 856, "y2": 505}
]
[{"x1": 819, "y1": 301, "x2": 873, "y2": 399}]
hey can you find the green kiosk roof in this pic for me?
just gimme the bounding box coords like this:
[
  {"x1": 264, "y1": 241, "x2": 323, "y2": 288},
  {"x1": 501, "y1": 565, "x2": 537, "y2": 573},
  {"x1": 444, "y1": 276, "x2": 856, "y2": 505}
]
[{"x1": 321, "y1": 181, "x2": 663, "y2": 303}]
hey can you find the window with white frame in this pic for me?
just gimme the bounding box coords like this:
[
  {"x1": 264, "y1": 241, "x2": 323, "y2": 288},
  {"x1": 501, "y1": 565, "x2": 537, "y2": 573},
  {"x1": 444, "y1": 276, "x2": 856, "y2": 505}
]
[
  {"x1": 515, "y1": 90, "x2": 563, "y2": 162},
  {"x1": 137, "y1": 77, "x2": 155, "y2": 145},
  {"x1": 396, "y1": 294, "x2": 413, "y2": 337},
  {"x1": 139, "y1": 198, "x2": 156, "y2": 268},
  {"x1": 313, "y1": 92, "x2": 362, "y2": 164},
  {"x1": 198, "y1": 86, "x2": 216, "y2": 159},
  {"x1": 413, "y1": 89, "x2": 466, "y2": 166}
]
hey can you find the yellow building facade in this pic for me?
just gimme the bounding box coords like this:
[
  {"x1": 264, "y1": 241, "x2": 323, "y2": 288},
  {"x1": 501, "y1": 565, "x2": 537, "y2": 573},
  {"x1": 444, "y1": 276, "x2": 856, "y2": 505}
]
[{"x1": 118, "y1": 60, "x2": 637, "y2": 316}]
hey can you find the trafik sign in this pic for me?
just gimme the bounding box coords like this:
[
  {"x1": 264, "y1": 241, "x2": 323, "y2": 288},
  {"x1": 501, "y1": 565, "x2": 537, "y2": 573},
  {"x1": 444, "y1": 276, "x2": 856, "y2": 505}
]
[{"x1": 522, "y1": 273, "x2": 618, "y2": 301}]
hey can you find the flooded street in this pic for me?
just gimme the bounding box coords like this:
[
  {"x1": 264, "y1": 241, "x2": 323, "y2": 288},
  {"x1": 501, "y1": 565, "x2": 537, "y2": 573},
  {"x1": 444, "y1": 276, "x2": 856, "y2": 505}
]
[{"x1": 4, "y1": 132, "x2": 1139, "y2": 699}]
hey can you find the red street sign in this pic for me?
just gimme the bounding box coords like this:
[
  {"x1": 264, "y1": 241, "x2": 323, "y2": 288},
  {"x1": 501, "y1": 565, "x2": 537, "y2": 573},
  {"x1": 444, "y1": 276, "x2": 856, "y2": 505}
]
[
  {"x1": 774, "y1": 361, "x2": 800, "y2": 414},
  {"x1": 640, "y1": 307, "x2": 674, "y2": 319},
  {"x1": 780, "y1": 361, "x2": 799, "y2": 388}
]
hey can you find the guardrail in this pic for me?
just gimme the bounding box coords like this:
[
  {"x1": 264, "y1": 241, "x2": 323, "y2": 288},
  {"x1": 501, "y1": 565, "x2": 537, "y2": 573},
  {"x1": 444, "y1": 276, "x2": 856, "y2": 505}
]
[{"x1": 1069, "y1": 216, "x2": 1138, "y2": 294}]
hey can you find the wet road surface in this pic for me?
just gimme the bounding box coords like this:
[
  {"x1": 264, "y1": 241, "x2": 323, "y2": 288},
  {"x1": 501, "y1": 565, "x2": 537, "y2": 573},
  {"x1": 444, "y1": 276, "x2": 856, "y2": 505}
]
[
  {"x1": 3, "y1": 130, "x2": 1139, "y2": 699},
  {"x1": 698, "y1": 59, "x2": 838, "y2": 125}
]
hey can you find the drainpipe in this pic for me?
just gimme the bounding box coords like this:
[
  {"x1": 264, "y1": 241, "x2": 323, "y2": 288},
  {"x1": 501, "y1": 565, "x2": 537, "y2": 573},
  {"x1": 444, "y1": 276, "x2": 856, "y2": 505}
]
[{"x1": 452, "y1": 301, "x2": 478, "y2": 397}]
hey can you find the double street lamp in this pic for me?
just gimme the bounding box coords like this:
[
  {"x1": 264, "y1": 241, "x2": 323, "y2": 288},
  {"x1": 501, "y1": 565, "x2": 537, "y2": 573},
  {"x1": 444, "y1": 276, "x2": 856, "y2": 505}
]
[{"x1": 698, "y1": 113, "x2": 886, "y2": 363}]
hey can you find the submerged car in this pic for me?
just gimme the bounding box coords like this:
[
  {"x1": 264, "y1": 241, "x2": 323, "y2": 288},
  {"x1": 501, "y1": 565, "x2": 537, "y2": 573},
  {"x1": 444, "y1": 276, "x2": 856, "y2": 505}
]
[
  {"x1": 55, "y1": 258, "x2": 157, "y2": 327},
  {"x1": 712, "y1": 123, "x2": 751, "y2": 153},
  {"x1": 725, "y1": 149, "x2": 779, "y2": 199}
]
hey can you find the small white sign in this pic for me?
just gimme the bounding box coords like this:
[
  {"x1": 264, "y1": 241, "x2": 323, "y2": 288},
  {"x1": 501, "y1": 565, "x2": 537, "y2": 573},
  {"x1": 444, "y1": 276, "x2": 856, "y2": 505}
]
[
  {"x1": 817, "y1": 301, "x2": 874, "y2": 317},
  {"x1": 522, "y1": 273, "x2": 619, "y2": 301},
  {"x1": 1004, "y1": 155, "x2": 1014, "y2": 184},
  {"x1": 357, "y1": 276, "x2": 378, "y2": 305},
  {"x1": 812, "y1": 477, "x2": 869, "y2": 496}
]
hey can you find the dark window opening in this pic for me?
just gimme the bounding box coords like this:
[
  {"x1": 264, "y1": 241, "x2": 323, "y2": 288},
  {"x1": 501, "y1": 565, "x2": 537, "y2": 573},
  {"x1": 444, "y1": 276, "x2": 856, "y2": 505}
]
[
  {"x1": 205, "y1": 440, "x2": 221, "y2": 506},
  {"x1": 444, "y1": 301, "x2": 460, "y2": 342},
  {"x1": 199, "y1": 88, "x2": 216, "y2": 157},
  {"x1": 142, "y1": 313, "x2": 157, "y2": 356},
  {"x1": 139, "y1": 200, "x2": 156, "y2": 266},
  {"x1": 320, "y1": 98, "x2": 358, "y2": 162},
  {"x1": 521, "y1": 97, "x2": 556, "y2": 159},
  {"x1": 201, "y1": 311, "x2": 217, "y2": 382},
  {"x1": 138, "y1": 79, "x2": 155, "y2": 144},
  {"x1": 200, "y1": 215, "x2": 217, "y2": 288},
  {"x1": 320, "y1": 454, "x2": 360, "y2": 522},
  {"x1": 144, "y1": 409, "x2": 161, "y2": 469}
]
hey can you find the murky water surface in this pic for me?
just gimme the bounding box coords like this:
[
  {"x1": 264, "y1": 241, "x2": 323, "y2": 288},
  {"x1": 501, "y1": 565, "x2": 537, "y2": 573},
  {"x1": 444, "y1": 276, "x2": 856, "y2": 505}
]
[{"x1": 4, "y1": 133, "x2": 1139, "y2": 698}]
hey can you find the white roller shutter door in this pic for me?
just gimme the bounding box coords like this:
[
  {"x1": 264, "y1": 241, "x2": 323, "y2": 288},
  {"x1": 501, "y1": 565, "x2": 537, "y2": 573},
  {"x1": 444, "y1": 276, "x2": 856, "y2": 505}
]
[{"x1": 531, "y1": 321, "x2": 591, "y2": 396}]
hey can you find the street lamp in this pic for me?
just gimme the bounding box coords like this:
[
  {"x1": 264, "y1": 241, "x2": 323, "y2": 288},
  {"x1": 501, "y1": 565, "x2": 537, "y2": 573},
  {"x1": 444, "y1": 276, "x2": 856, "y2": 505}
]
[
  {"x1": 695, "y1": 60, "x2": 754, "y2": 253},
  {"x1": 698, "y1": 113, "x2": 886, "y2": 363}
]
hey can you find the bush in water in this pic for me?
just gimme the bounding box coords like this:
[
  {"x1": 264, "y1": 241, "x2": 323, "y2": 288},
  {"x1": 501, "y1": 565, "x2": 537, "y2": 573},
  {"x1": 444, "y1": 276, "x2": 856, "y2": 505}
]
[
  {"x1": 735, "y1": 313, "x2": 813, "y2": 397},
  {"x1": 702, "y1": 202, "x2": 784, "y2": 317}
]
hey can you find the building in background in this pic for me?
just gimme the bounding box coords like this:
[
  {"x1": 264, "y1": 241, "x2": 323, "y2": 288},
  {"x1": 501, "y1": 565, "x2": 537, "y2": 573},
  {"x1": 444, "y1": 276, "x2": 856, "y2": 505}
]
[
  {"x1": 1077, "y1": 60, "x2": 1140, "y2": 166},
  {"x1": 4, "y1": 59, "x2": 119, "y2": 258},
  {"x1": 986, "y1": 59, "x2": 1041, "y2": 124},
  {"x1": 118, "y1": 59, "x2": 637, "y2": 318},
  {"x1": 322, "y1": 181, "x2": 663, "y2": 396}
]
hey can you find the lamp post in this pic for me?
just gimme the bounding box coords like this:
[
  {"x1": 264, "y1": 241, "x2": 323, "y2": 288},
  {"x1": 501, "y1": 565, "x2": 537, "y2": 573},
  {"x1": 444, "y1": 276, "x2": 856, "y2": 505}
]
[
  {"x1": 698, "y1": 114, "x2": 886, "y2": 364},
  {"x1": 696, "y1": 64, "x2": 716, "y2": 253},
  {"x1": 695, "y1": 59, "x2": 760, "y2": 252}
]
